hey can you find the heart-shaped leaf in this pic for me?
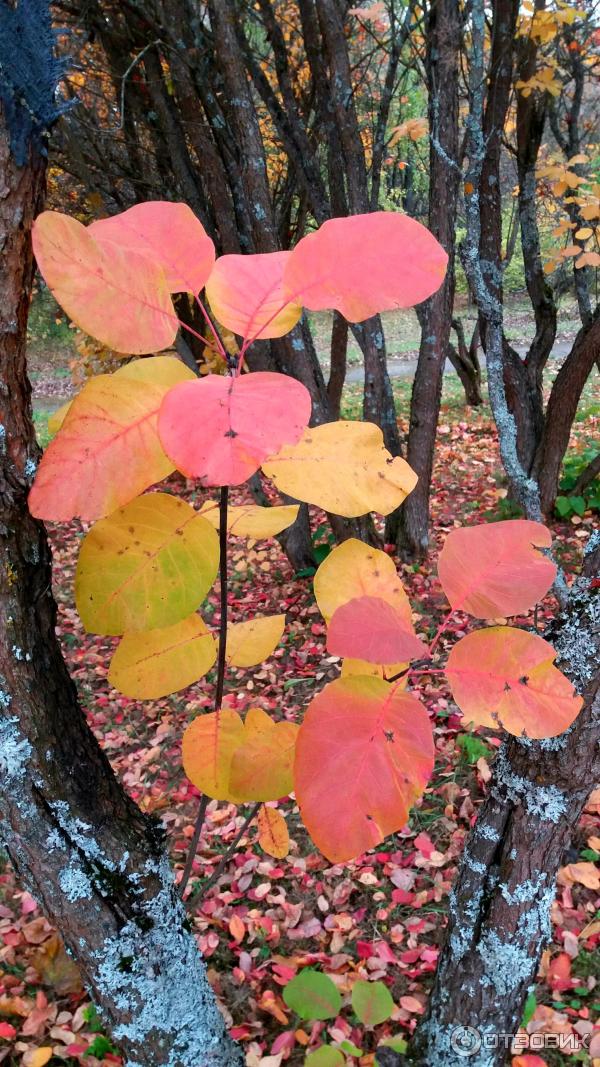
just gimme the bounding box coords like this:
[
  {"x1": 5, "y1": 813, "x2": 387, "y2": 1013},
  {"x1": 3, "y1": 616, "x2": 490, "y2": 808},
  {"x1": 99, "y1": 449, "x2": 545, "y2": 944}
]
[
  {"x1": 229, "y1": 708, "x2": 299, "y2": 801},
  {"x1": 437, "y1": 520, "x2": 556, "y2": 618},
  {"x1": 262, "y1": 422, "x2": 417, "y2": 517},
  {"x1": 283, "y1": 970, "x2": 342, "y2": 1020},
  {"x1": 205, "y1": 251, "x2": 301, "y2": 340},
  {"x1": 158, "y1": 371, "x2": 311, "y2": 485},
  {"x1": 33, "y1": 211, "x2": 177, "y2": 353},
  {"x1": 445, "y1": 627, "x2": 583, "y2": 738},
  {"x1": 351, "y1": 979, "x2": 394, "y2": 1027},
  {"x1": 295, "y1": 676, "x2": 434, "y2": 862},
  {"x1": 327, "y1": 596, "x2": 428, "y2": 663},
  {"x1": 283, "y1": 211, "x2": 448, "y2": 321},
  {"x1": 75, "y1": 493, "x2": 219, "y2": 634}
]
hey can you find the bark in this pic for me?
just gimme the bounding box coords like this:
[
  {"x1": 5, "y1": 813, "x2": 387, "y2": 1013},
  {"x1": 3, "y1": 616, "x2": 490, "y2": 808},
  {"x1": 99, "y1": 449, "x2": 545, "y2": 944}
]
[
  {"x1": 0, "y1": 99, "x2": 242, "y2": 1067},
  {"x1": 572, "y1": 452, "x2": 600, "y2": 495},
  {"x1": 413, "y1": 534, "x2": 600, "y2": 1066},
  {"x1": 447, "y1": 319, "x2": 482, "y2": 407},
  {"x1": 534, "y1": 308, "x2": 600, "y2": 514},
  {"x1": 327, "y1": 312, "x2": 349, "y2": 420},
  {"x1": 396, "y1": 0, "x2": 461, "y2": 559}
]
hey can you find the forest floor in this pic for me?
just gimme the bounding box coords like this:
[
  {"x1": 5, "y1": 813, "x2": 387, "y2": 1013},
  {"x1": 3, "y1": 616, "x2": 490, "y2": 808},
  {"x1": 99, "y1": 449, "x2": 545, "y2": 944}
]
[{"x1": 1, "y1": 301, "x2": 599, "y2": 1067}]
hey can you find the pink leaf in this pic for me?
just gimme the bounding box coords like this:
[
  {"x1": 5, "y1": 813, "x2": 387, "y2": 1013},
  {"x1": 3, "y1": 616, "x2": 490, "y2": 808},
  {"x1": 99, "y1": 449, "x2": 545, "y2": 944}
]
[
  {"x1": 90, "y1": 201, "x2": 215, "y2": 293},
  {"x1": 326, "y1": 596, "x2": 427, "y2": 663},
  {"x1": 283, "y1": 212, "x2": 448, "y2": 321},
  {"x1": 158, "y1": 371, "x2": 311, "y2": 485}
]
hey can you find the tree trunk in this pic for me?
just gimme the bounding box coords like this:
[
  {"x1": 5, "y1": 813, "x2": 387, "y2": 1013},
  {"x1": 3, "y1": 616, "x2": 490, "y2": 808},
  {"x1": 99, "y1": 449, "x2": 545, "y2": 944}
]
[
  {"x1": 396, "y1": 0, "x2": 461, "y2": 559},
  {"x1": 327, "y1": 312, "x2": 349, "y2": 420},
  {"x1": 0, "y1": 95, "x2": 242, "y2": 1067},
  {"x1": 535, "y1": 309, "x2": 600, "y2": 514},
  {"x1": 413, "y1": 533, "x2": 600, "y2": 1066},
  {"x1": 446, "y1": 319, "x2": 483, "y2": 406}
]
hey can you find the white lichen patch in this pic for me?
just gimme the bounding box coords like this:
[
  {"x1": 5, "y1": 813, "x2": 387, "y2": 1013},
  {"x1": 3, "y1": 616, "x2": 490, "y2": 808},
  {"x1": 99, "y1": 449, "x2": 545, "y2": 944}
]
[
  {"x1": 93, "y1": 856, "x2": 241, "y2": 1067},
  {"x1": 0, "y1": 717, "x2": 32, "y2": 782},
  {"x1": 59, "y1": 860, "x2": 94, "y2": 902},
  {"x1": 493, "y1": 748, "x2": 568, "y2": 822}
]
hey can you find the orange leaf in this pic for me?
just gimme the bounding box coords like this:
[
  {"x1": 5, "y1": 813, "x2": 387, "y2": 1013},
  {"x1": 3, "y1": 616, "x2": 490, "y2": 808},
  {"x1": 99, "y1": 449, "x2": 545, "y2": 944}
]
[
  {"x1": 182, "y1": 709, "x2": 245, "y2": 801},
  {"x1": 445, "y1": 627, "x2": 583, "y2": 738},
  {"x1": 283, "y1": 212, "x2": 448, "y2": 321},
  {"x1": 29, "y1": 358, "x2": 194, "y2": 521},
  {"x1": 229, "y1": 915, "x2": 246, "y2": 943},
  {"x1": 295, "y1": 676, "x2": 434, "y2": 862},
  {"x1": 257, "y1": 805, "x2": 290, "y2": 858},
  {"x1": 158, "y1": 372, "x2": 311, "y2": 485},
  {"x1": 327, "y1": 596, "x2": 428, "y2": 663},
  {"x1": 557, "y1": 862, "x2": 600, "y2": 890},
  {"x1": 437, "y1": 519, "x2": 556, "y2": 618},
  {"x1": 229, "y1": 708, "x2": 299, "y2": 801},
  {"x1": 89, "y1": 201, "x2": 215, "y2": 293},
  {"x1": 206, "y1": 251, "x2": 301, "y2": 340},
  {"x1": 32, "y1": 211, "x2": 177, "y2": 354}
]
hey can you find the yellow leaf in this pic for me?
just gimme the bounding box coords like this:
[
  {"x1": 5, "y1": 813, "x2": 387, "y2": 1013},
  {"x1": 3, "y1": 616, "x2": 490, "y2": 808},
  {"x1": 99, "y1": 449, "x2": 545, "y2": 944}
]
[
  {"x1": 341, "y1": 658, "x2": 409, "y2": 684},
  {"x1": 75, "y1": 493, "x2": 219, "y2": 634},
  {"x1": 262, "y1": 422, "x2": 417, "y2": 518},
  {"x1": 114, "y1": 354, "x2": 195, "y2": 388},
  {"x1": 182, "y1": 709, "x2": 245, "y2": 801},
  {"x1": 47, "y1": 399, "x2": 72, "y2": 437},
  {"x1": 226, "y1": 615, "x2": 286, "y2": 668},
  {"x1": 229, "y1": 708, "x2": 299, "y2": 801},
  {"x1": 314, "y1": 538, "x2": 413, "y2": 626},
  {"x1": 575, "y1": 227, "x2": 593, "y2": 240},
  {"x1": 199, "y1": 501, "x2": 299, "y2": 539},
  {"x1": 257, "y1": 805, "x2": 290, "y2": 858},
  {"x1": 108, "y1": 614, "x2": 216, "y2": 698},
  {"x1": 580, "y1": 203, "x2": 600, "y2": 220},
  {"x1": 23, "y1": 1050, "x2": 53, "y2": 1067}
]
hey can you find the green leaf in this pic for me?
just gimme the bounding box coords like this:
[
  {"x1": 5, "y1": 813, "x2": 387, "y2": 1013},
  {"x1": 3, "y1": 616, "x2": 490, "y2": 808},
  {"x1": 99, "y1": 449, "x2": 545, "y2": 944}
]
[
  {"x1": 340, "y1": 1039, "x2": 364, "y2": 1055},
  {"x1": 351, "y1": 979, "x2": 394, "y2": 1026},
  {"x1": 305, "y1": 1048, "x2": 344, "y2": 1067},
  {"x1": 521, "y1": 990, "x2": 537, "y2": 1027},
  {"x1": 569, "y1": 495, "x2": 586, "y2": 516},
  {"x1": 378, "y1": 1035, "x2": 408, "y2": 1054},
  {"x1": 283, "y1": 969, "x2": 342, "y2": 1020},
  {"x1": 555, "y1": 495, "x2": 572, "y2": 517},
  {"x1": 457, "y1": 733, "x2": 492, "y2": 764}
]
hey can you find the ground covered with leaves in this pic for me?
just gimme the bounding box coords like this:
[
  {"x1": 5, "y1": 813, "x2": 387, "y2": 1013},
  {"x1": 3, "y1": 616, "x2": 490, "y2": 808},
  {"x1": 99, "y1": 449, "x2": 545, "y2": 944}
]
[{"x1": 1, "y1": 341, "x2": 599, "y2": 1066}]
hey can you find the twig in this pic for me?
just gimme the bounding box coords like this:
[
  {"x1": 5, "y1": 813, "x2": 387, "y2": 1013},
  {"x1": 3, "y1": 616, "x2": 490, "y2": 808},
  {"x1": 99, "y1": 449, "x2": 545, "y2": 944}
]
[
  {"x1": 186, "y1": 803, "x2": 261, "y2": 911},
  {"x1": 179, "y1": 485, "x2": 230, "y2": 899}
]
